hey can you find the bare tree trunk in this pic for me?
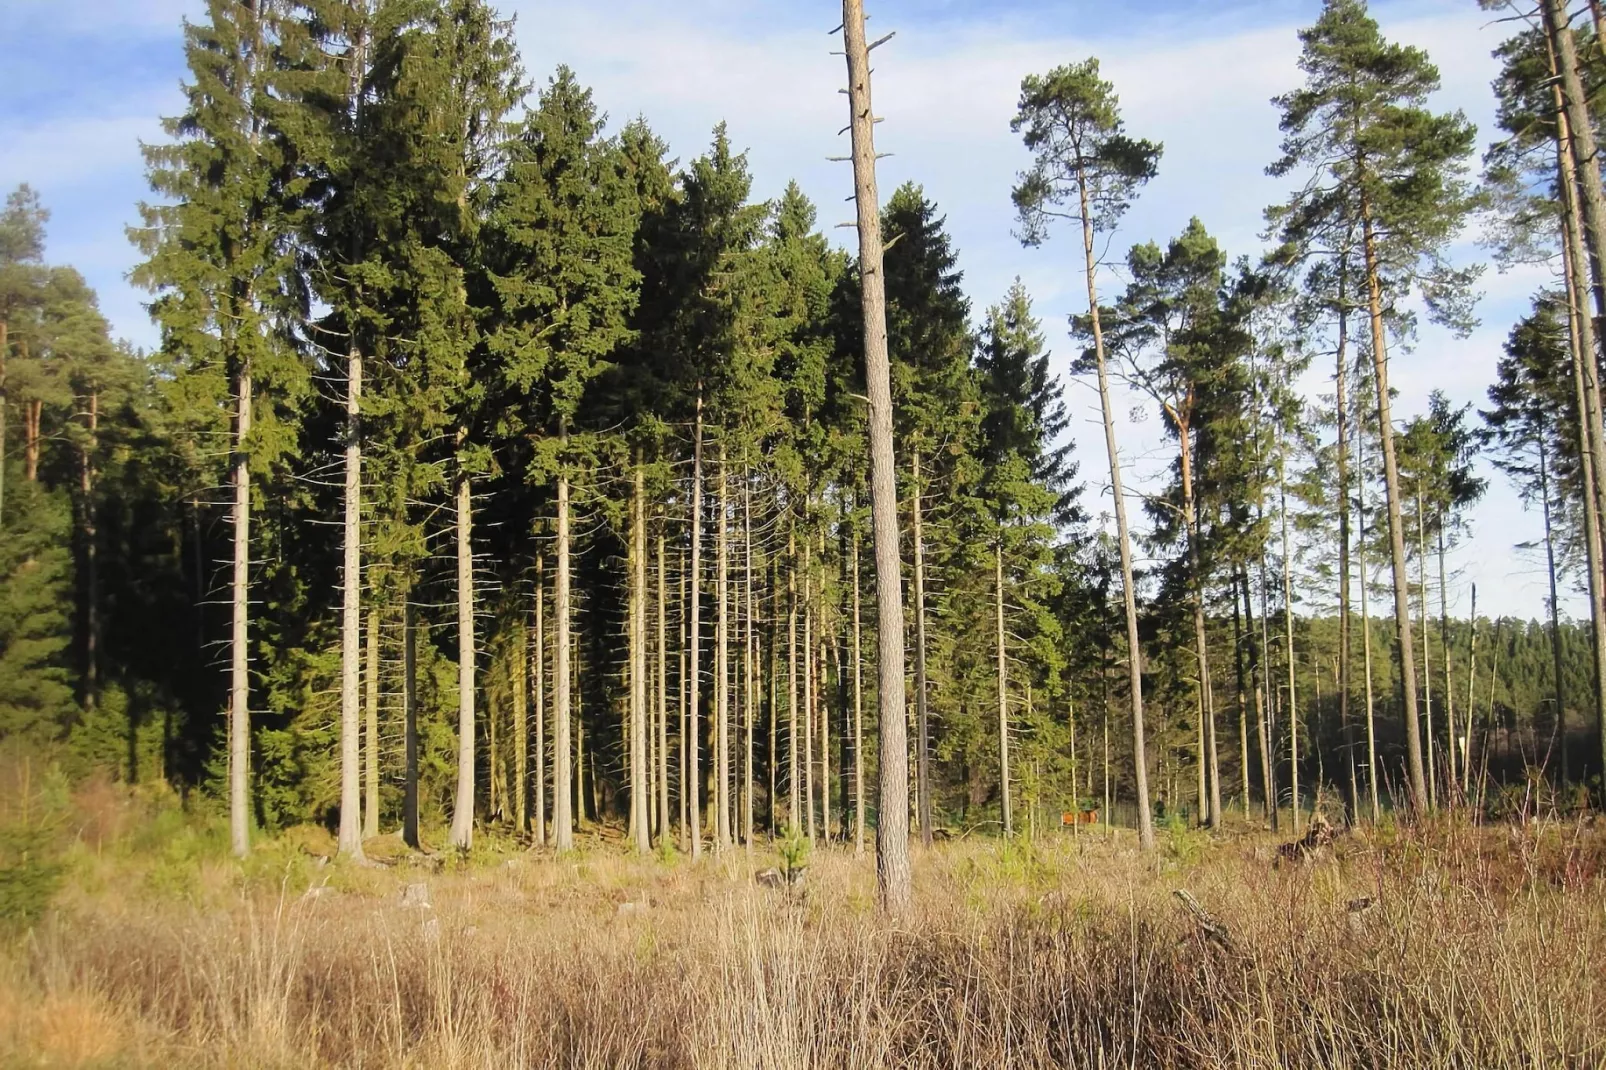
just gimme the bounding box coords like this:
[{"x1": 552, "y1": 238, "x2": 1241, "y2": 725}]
[
  {"x1": 80, "y1": 390, "x2": 100, "y2": 718},
  {"x1": 715, "y1": 445, "x2": 730, "y2": 852},
  {"x1": 1356, "y1": 404, "x2": 1380, "y2": 821},
  {"x1": 448, "y1": 466, "x2": 476, "y2": 850},
  {"x1": 688, "y1": 393, "x2": 704, "y2": 858},
  {"x1": 842, "y1": 0, "x2": 911, "y2": 910},
  {"x1": 230, "y1": 362, "x2": 252, "y2": 858},
  {"x1": 680, "y1": 546, "x2": 690, "y2": 848},
  {"x1": 1539, "y1": 446, "x2": 1568, "y2": 780},
  {"x1": 744, "y1": 470, "x2": 756, "y2": 846},
  {"x1": 365, "y1": 604, "x2": 380, "y2": 839},
  {"x1": 1335, "y1": 296, "x2": 1357, "y2": 822},
  {"x1": 657, "y1": 530, "x2": 670, "y2": 845},
  {"x1": 25, "y1": 398, "x2": 40, "y2": 483},
  {"x1": 911, "y1": 445, "x2": 932, "y2": 844},
  {"x1": 1079, "y1": 181, "x2": 1153, "y2": 850},
  {"x1": 1465, "y1": 584, "x2": 1479, "y2": 794},
  {"x1": 804, "y1": 538, "x2": 816, "y2": 843},
  {"x1": 1242, "y1": 568, "x2": 1275, "y2": 828},
  {"x1": 1233, "y1": 584, "x2": 1251, "y2": 818},
  {"x1": 1417, "y1": 489, "x2": 1435, "y2": 809},
  {"x1": 1174, "y1": 404, "x2": 1220, "y2": 829},
  {"x1": 1438, "y1": 525, "x2": 1457, "y2": 793},
  {"x1": 852, "y1": 518, "x2": 865, "y2": 855},
  {"x1": 818, "y1": 531, "x2": 831, "y2": 842},
  {"x1": 788, "y1": 522, "x2": 800, "y2": 832},
  {"x1": 996, "y1": 540, "x2": 1012, "y2": 836},
  {"x1": 1361, "y1": 201, "x2": 1427, "y2": 813},
  {"x1": 534, "y1": 554, "x2": 546, "y2": 847},
  {"x1": 554, "y1": 444, "x2": 574, "y2": 851},
  {"x1": 1280, "y1": 433, "x2": 1299, "y2": 835},
  {"x1": 403, "y1": 584, "x2": 420, "y2": 848},
  {"x1": 632, "y1": 459, "x2": 649, "y2": 853}
]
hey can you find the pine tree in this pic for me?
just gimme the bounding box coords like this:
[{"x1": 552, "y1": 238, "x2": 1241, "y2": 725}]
[
  {"x1": 1013, "y1": 58, "x2": 1162, "y2": 849},
  {"x1": 1267, "y1": 0, "x2": 1480, "y2": 812}
]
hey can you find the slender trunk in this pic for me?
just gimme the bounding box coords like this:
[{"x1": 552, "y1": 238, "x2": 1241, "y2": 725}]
[
  {"x1": 680, "y1": 547, "x2": 690, "y2": 847},
  {"x1": 80, "y1": 390, "x2": 100, "y2": 717},
  {"x1": 229, "y1": 362, "x2": 252, "y2": 858},
  {"x1": 744, "y1": 470, "x2": 756, "y2": 846},
  {"x1": 804, "y1": 539, "x2": 816, "y2": 842},
  {"x1": 788, "y1": 522, "x2": 800, "y2": 831},
  {"x1": 25, "y1": 398, "x2": 40, "y2": 483},
  {"x1": 1417, "y1": 489, "x2": 1435, "y2": 809},
  {"x1": 1361, "y1": 201, "x2": 1427, "y2": 812},
  {"x1": 632, "y1": 459, "x2": 649, "y2": 853},
  {"x1": 403, "y1": 584, "x2": 420, "y2": 848},
  {"x1": 911, "y1": 446, "x2": 932, "y2": 843},
  {"x1": 1356, "y1": 400, "x2": 1380, "y2": 820},
  {"x1": 534, "y1": 554, "x2": 546, "y2": 847},
  {"x1": 657, "y1": 530, "x2": 670, "y2": 845},
  {"x1": 1280, "y1": 436, "x2": 1298, "y2": 834},
  {"x1": 1175, "y1": 404, "x2": 1220, "y2": 828},
  {"x1": 1539, "y1": 444, "x2": 1568, "y2": 780},
  {"x1": 1465, "y1": 584, "x2": 1479, "y2": 795},
  {"x1": 1335, "y1": 295, "x2": 1357, "y2": 823},
  {"x1": 852, "y1": 518, "x2": 865, "y2": 855},
  {"x1": 818, "y1": 530, "x2": 831, "y2": 841},
  {"x1": 448, "y1": 465, "x2": 475, "y2": 850},
  {"x1": 1437, "y1": 524, "x2": 1457, "y2": 793},
  {"x1": 996, "y1": 540, "x2": 1012, "y2": 836},
  {"x1": 1233, "y1": 581, "x2": 1251, "y2": 818},
  {"x1": 688, "y1": 393, "x2": 704, "y2": 858},
  {"x1": 1079, "y1": 184, "x2": 1153, "y2": 850},
  {"x1": 554, "y1": 445, "x2": 574, "y2": 851},
  {"x1": 843, "y1": 0, "x2": 912, "y2": 909},
  {"x1": 364, "y1": 604, "x2": 380, "y2": 839},
  {"x1": 1242, "y1": 568, "x2": 1275, "y2": 827},
  {"x1": 715, "y1": 445, "x2": 730, "y2": 851}
]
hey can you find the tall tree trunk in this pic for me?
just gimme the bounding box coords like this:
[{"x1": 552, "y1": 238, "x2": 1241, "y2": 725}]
[
  {"x1": 996, "y1": 540, "x2": 1012, "y2": 836},
  {"x1": 657, "y1": 529, "x2": 670, "y2": 845},
  {"x1": 1233, "y1": 580, "x2": 1251, "y2": 817},
  {"x1": 554, "y1": 444, "x2": 574, "y2": 851},
  {"x1": 715, "y1": 444, "x2": 730, "y2": 851},
  {"x1": 803, "y1": 538, "x2": 816, "y2": 842},
  {"x1": 911, "y1": 445, "x2": 932, "y2": 844},
  {"x1": 1280, "y1": 436, "x2": 1298, "y2": 835},
  {"x1": 843, "y1": 0, "x2": 911, "y2": 910},
  {"x1": 534, "y1": 554, "x2": 546, "y2": 848},
  {"x1": 25, "y1": 398, "x2": 40, "y2": 483},
  {"x1": 364, "y1": 604, "x2": 380, "y2": 839},
  {"x1": 744, "y1": 470, "x2": 756, "y2": 846},
  {"x1": 1548, "y1": 48, "x2": 1606, "y2": 780},
  {"x1": 1173, "y1": 403, "x2": 1220, "y2": 828},
  {"x1": 788, "y1": 523, "x2": 800, "y2": 831},
  {"x1": 1079, "y1": 180, "x2": 1153, "y2": 850},
  {"x1": 1361, "y1": 200, "x2": 1427, "y2": 813},
  {"x1": 818, "y1": 531, "x2": 831, "y2": 841},
  {"x1": 1437, "y1": 524, "x2": 1457, "y2": 792},
  {"x1": 1539, "y1": 445, "x2": 1568, "y2": 780},
  {"x1": 1335, "y1": 294, "x2": 1357, "y2": 823},
  {"x1": 448, "y1": 464, "x2": 475, "y2": 850},
  {"x1": 229, "y1": 361, "x2": 252, "y2": 858},
  {"x1": 680, "y1": 547, "x2": 690, "y2": 847},
  {"x1": 852, "y1": 518, "x2": 865, "y2": 855},
  {"x1": 403, "y1": 583, "x2": 419, "y2": 848},
  {"x1": 80, "y1": 389, "x2": 100, "y2": 718},
  {"x1": 513, "y1": 598, "x2": 528, "y2": 834},
  {"x1": 688, "y1": 393, "x2": 704, "y2": 858},
  {"x1": 1357, "y1": 447, "x2": 1380, "y2": 822},
  {"x1": 632, "y1": 459, "x2": 649, "y2": 853},
  {"x1": 1242, "y1": 567, "x2": 1275, "y2": 828},
  {"x1": 1417, "y1": 489, "x2": 1435, "y2": 809},
  {"x1": 1465, "y1": 584, "x2": 1479, "y2": 795}
]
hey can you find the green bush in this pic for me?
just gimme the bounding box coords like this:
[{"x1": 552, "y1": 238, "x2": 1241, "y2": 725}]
[{"x1": 0, "y1": 752, "x2": 70, "y2": 928}]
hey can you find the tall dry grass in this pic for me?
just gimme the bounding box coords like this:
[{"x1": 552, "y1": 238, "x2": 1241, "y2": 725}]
[{"x1": 3, "y1": 816, "x2": 1603, "y2": 1068}]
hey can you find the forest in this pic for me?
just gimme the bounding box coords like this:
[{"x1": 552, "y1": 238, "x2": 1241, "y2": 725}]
[{"x1": 2, "y1": 0, "x2": 1605, "y2": 1066}]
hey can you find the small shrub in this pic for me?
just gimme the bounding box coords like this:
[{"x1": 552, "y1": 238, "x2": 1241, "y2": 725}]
[{"x1": 0, "y1": 753, "x2": 70, "y2": 928}]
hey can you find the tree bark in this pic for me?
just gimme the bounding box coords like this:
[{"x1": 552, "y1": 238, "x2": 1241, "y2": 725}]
[
  {"x1": 1281, "y1": 438, "x2": 1298, "y2": 835},
  {"x1": 534, "y1": 553, "x2": 546, "y2": 847},
  {"x1": 632, "y1": 458, "x2": 649, "y2": 853},
  {"x1": 788, "y1": 522, "x2": 800, "y2": 831},
  {"x1": 818, "y1": 530, "x2": 831, "y2": 842},
  {"x1": 803, "y1": 538, "x2": 816, "y2": 842},
  {"x1": 852, "y1": 517, "x2": 865, "y2": 855},
  {"x1": 996, "y1": 541, "x2": 1012, "y2": 836},
  {"x1": 1335, "y1": 292, "x2": 1357, "y2": 822},
  {"x1": 365, "y1": 604, "x2": 380, "y2": 839},
  {"x1": 229, "y1": 361, "x2": 252, "y2": 858},
  {"x1": 1361, "y1": 200, "x2": 1427, "y2": 813},
  {"x1": 403, "y1": 583, "x2": 420, "y2": 848},
  {"x1": 688, "y1": 393, "x2": 704, "y2": 858},
  {"x1": 911, "y1": 445, "x2": 932, "y2": 844},
  {"x1": 657, "y1": 529, "x2": 670, "y2": 845},
  {"x1": 554, "y1": 447, "x2": 574, "y2": 851},
  {"x1": 715, "y1": 444, "x2": 730, "y2": 851},
  {"x1": 842, "y1": 0, "x2": 911, "y2": 910},
  {"x1": 1539, "y1": 444, "x2": 1568, "y2": 780},
  {"x1": 1437, "y1": 524, "x2": 1456, "y2": 792},
  {"x1": 1173, "y1": 399, "x2": 1220, "y2": 829},
  {"x1": 1417, "y1": 489, "x2": 1435, "y2": 809},
  {"x1": 1357, "y1": 422, "x2": 1380, "y2": 822},
  {"x1": 743, "y1": 469, "x2": 756, "y2": 846},
  {"x1": 1079, "y1": 181, "x2": 1153, "y2": 850},
  {"x1": 80, "y1": 389, "x2": 100, "y2": 718},
  {"x1": 448, "y1": 465, "x2": 476, "y2": 850}
]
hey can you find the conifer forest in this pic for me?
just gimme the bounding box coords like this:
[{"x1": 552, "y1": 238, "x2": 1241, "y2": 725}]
[{"x1": 3, "y1": 1, "x2": 1606, "y2": 1066}]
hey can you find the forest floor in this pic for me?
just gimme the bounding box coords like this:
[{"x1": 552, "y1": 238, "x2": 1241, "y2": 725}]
[{"x1": 2, "y1": 790, "x2": 1604, "y2": 1068}]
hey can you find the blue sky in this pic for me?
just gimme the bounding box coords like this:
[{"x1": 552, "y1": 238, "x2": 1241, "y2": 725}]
[{"x1": 1, "y1": 0, "x2": 1568, "y2": 619}]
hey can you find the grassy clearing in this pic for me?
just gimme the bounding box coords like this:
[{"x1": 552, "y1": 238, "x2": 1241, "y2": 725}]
[{"x1": 2, "y1": 787, "x2": 1603, "y2": 1068}]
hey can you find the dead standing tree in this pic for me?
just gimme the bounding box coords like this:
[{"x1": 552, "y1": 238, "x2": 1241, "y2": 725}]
[{"x1": 838, "y1": 0, "x2": 910, "y2": 914}]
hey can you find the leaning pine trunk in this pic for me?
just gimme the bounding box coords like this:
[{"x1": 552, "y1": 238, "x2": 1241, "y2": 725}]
[{"x1": 842, "y1": 0, "x2": 911, "y2": 911}]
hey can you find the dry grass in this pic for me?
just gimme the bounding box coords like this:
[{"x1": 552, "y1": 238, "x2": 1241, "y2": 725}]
[{"x1": 3, "y1": 814, "x2": 1604, "y2": 1069}]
